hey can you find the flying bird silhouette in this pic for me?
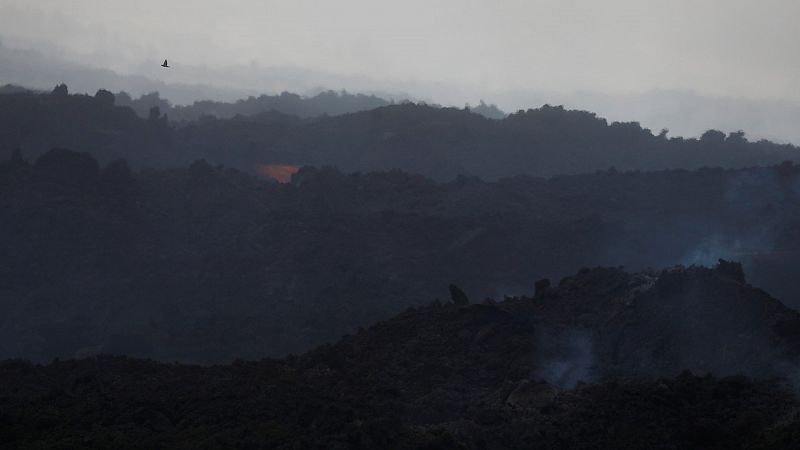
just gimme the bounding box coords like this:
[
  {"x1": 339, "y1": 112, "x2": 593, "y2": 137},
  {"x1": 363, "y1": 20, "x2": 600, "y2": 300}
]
[{"x1": 161, "y1": 59, "x2": 170, "y2": 68}]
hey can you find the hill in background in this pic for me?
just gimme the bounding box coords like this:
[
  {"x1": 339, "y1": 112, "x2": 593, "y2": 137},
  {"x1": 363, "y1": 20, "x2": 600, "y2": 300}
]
[{"x1": 0, "y1": 86, "x2": 798, "y2": 181}]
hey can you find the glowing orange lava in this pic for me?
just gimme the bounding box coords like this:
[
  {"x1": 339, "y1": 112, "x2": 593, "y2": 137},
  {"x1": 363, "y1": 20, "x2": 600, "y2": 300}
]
[{"x1": 257, "y1": 164, "x2": 300, "y2": 183}]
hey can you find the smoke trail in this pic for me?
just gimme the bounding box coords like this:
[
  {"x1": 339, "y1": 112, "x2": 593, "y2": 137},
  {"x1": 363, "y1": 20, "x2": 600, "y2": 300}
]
[{"x1": 533, "y1": 327, "x2": 595, "y2": 389}]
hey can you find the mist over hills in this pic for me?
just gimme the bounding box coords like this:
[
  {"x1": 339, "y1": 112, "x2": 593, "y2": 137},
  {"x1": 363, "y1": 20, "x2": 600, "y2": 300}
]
[
  {"x1": 112, "y1": 90, "x2": 507, "y2": 123},
  {"x1": 487, "y1": 89, "x2": 800, "y2": 146},
  {"x1": 1, "y1": 87, "x2": 799, "y2": 182},
  {"x1": 5, "y1": 38, "x2": 800, "y2": 143},
  {"x1": 113, "y1": 89, "x2": 394, "y2": 122},
  {"x1": 0, "y1": 41, "x2": 255, "y2": 105}
]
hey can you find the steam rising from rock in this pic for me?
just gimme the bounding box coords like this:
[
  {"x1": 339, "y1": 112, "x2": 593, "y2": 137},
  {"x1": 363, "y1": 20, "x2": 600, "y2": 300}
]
[{"x1": 534, "y1": 328, "x2": 595, "y2": 389}]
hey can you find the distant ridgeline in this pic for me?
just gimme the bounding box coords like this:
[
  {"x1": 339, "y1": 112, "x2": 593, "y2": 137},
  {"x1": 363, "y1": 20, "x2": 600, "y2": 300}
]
[
  {"x1": 0, "y1": 84, "x2": 37, "y2": 95},
  {"x1": 112, "y1": 89, "x2": 394, "y2": 121},
  {"x1": 1, "y1": 84, "x2": 798, "y2": 180}
]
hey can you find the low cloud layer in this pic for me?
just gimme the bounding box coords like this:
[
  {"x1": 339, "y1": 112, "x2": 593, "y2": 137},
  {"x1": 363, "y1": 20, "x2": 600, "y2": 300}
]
[
  {"x1": 2, "y1": 0, "x2": 799, "y2": 100},
  {"x1": 3, "y1": 1, "x2": 800, "y2": 142}
]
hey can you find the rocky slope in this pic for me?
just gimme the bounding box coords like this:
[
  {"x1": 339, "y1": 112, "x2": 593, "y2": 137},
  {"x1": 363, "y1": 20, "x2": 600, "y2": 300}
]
[
  {"x1": 4, "y1": 149, "x2": 800, "y2": 362},
  {"x1": 3, "y1": 262, "x2": 800, "y2": 448}
]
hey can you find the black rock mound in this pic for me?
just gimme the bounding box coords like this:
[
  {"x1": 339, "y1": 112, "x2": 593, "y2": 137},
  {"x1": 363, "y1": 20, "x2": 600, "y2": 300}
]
[{"x1": 3, "y1": 262, "x2": 800, "y2": 448}]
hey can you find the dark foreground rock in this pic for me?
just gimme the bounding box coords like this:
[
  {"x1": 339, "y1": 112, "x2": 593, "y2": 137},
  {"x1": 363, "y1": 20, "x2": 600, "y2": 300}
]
[
  {"x1": 3, "y1": 262, "x2": 800, "y2": 448},
  {"x1": 1, "y1": 356, "x2": 798, "y2": 449}
]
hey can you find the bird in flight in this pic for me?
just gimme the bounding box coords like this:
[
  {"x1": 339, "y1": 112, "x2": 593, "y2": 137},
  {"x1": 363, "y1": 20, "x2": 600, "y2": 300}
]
[{"x1": 161, "y1": 59, "x2": 170, "y2": 68}]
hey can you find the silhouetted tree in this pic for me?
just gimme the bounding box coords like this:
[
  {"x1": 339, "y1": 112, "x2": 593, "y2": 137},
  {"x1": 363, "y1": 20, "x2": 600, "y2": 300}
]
[
  {"x1": 34, "y1": 148, "x2": 99, "y2": 186},
  {"x1": 727, "y1": 130, "x2": 747, "y2": 144},
  {"x1": 95, "y1": 89, "x2": 115, "y2": 107},
  {"x1": 148, "y1": 106, "x2": 162, "y2": 122},
  {"x1": 701, "y1": 129, "x2": 726, "y2": 145},
  {"x1": 51, "y1": 84, "x2": 68, "y2": 97}
]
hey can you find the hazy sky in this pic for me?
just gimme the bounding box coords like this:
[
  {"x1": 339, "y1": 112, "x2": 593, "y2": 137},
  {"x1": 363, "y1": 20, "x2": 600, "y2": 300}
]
[{"x1": 2, "y1": 0, "x2": 799, "y2": 102}]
